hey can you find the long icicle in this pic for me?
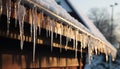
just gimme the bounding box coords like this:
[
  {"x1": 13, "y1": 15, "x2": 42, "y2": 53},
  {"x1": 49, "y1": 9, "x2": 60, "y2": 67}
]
[
  {"x1": 60, "y1": 23, "x2": 63, "y2": 53},
  {"x1": 51, "y1": 19, "x2": 54, "y2": 52},
  {"x1": 75, "y1": 30, "x2": 78, "y2": 58},
  {"x1": 80, "y1": 34, "x2": 83, "y2": 58},
  {"x1": 65, "y1": 26, "x2": 69, "y2": 51},
  {"x1": 33, "y1": 7, "x2": 37, "y2": 62},
  {"x1": 20, "y1": 12, "x2": 25, "y2": 50},
  {"x1": 0, "y1": 0, "x2": 2, "y2": 18},
  {"x1": 6, "y1": 0, "x2": 11, "y2": 35},
  {"x1": 18, "y1": 5, "x2": 26, "y2": 50},
  {"x1": 30, "y1": 9, "x2": 33, "y2": 38}
]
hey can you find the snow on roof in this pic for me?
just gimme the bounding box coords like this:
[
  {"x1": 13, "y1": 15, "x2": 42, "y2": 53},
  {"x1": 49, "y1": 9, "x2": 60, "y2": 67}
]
[{"x1": 33, "y1": 0, "x2": 117, "y2": 61}]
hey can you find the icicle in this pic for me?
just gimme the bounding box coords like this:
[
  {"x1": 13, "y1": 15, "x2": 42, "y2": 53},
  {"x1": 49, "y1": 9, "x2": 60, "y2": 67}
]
[
  {"x1": 39, "y1": 10, "x2": 43, "y2": 35},
  {"x1": 19, "y1": 15, "x2": 24, "y2": 50},
  {"x1": 88, "y1": 37, "x2": 93, "y2": 64},
  {"x1": 80, "y1": 34, "x2": 83, "y2": 47},
  {"x1": 46, "y1": 16, "x2": 50, "y2": 37},
  {"x1": 33, "y1": 7, "x2": 38, "y2": 62},
  {"x1": 38, "y1": 22, "x2": 41, "y2": 35},
  {"x1": 6, "y1": 0, "x2": 11, "y2": 35},
  {"x1": 81, "y1": 43, "x2": 83, "y2": 58},
  {"x1": 55, "y1": 30, "x2": 57, "y2": 38},
  {"x1": 83, "y1": 34, "x2": 88, "y2": 49},
  {"x1": 65, "y1": 37, "x2": 69, "y2": 51},
  {"x1": 105, "y1": 46, "x2": 108, "y2": 62},
  {"x1": 82, "y1": 34, "x2": 84, "y2": 48},
  {"x1": 82, "y1": 34, "x2": 87, "y2": 49},
  {"x1": 14, "y1": 3, "x2": 19, "y2": 27},
  {"x1": 106, "y1": 54, "x2": 108, "y2": 62},
  {"x1": 95, "y1": 47, "x2": 98, "y2": 55},
  {"x1": 73, "y1": 32, "x2": 75, "y2": 49},
  {"x1": 15, "y1": 0, "x2": 21, "y2": 27},
  {"x1": 51, "y1": 19, "x2": 54, "y2": 52},
  {"x1": 75, "y1": 30, "x2": 78, "y2": 58},
  {"x1": 65, "y1": 26, "x2": 69, "y2": 51},
  {"x1": 18, "y1": 5, "x2": 26, "y2": 50},
  {"x1": 0, "y1": 0, "x2": 2, "y2": 17},
  {"x1": 32, "y1": 7, "x2": 38, "y2": 62},
  {"x1": 48, "y1": 24, "x2": 51, "y2": 37},
  {"x1": 31, "y1": 8, "x2": 34, "y2": 38},
  {"x1": 112, "y1": 57, "x2": 115, "y2": 61},
  {"x1": 80, "y1": 34, "x2": 84, "y2": 50},
  {"x1": 60, "y1": 23, "x2": 63, "y2": 53},
  {"x1": 16, "y1": 0, "x2": 26, "y2": 50},
  {"x1": 73, "y1": 35, "x2": 76, "y2": 49},
  {"x1": 95, "y1": 42, "x2": 98, "y2": 55},
  {"x1": 54, "y1": 20, "x2": 57, "y2": 38},
  {"x1": 68, "y1": 26, "x2": 71, "y2": 42}
]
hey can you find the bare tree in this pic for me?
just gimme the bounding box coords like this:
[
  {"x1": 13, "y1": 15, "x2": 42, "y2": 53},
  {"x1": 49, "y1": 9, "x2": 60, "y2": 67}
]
[
  {"x1": 88, "y1": 8, "x2": 116, "y2": 44},
  {"x1": 86, "y1": 8, "x2": 120, "y2": 69}
]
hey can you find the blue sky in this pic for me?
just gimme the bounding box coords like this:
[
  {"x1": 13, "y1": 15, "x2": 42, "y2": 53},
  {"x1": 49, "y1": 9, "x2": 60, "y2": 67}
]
[{"x1": 69, "y1": 0, "x2": 120, "y2": 15}]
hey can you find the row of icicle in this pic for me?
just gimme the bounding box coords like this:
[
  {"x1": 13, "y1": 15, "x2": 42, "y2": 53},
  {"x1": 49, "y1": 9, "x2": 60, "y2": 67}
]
[{"x1": 0, "y1": 0, "x2": 115, "y2": 63}]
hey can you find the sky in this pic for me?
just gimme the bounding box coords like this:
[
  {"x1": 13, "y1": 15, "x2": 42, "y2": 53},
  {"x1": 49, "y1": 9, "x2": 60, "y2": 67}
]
[{"x1": 69, "y1": 0, "x2": 120, "y2": 15}]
